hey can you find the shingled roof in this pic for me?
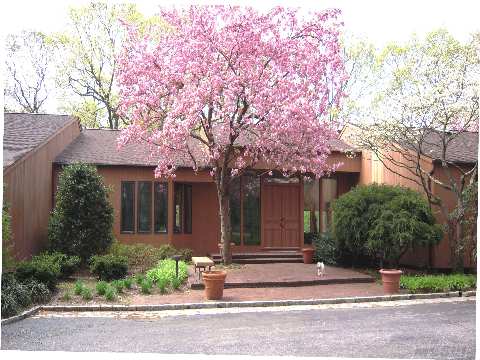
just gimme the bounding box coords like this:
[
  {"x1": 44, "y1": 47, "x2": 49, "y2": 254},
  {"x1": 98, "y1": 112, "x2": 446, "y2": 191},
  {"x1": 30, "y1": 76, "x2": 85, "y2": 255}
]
[
  {"x1": 55, "y1": 128, "x2": 357, "y2": 167},
  {"x1": 421, "y1": 130, "x2": 478, "y2": 164},
  {"x1": 3, "y1": 113, "x2": 77, "y2": 168}
]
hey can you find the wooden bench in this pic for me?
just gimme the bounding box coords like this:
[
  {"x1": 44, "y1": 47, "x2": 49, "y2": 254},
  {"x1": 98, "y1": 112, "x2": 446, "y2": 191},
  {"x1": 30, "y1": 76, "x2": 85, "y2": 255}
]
[{"x1": 192, "y1": 256, "x2": 215, "y2": 280}]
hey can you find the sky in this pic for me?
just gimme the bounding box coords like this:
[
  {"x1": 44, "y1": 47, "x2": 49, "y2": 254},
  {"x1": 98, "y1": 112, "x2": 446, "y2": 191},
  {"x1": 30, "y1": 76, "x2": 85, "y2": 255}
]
[
  {"x1": 1, "y1": 0, "x2": 479, "y2": 113},
  {"x1": 3, "y1": 0, "x2": 479, "y2": 45}
]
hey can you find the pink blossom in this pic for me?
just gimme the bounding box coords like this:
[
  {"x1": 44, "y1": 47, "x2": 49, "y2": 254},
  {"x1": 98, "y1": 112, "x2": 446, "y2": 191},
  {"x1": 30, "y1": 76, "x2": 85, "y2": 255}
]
[{"x1": 117, "y1": 5, "x2": 346, "y2": 180}]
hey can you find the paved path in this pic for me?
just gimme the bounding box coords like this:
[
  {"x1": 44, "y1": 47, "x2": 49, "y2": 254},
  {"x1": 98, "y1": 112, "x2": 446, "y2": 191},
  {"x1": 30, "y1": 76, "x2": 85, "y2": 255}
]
[{"x1": 1, "y1": 298, "x2": 475, "y2": 359}]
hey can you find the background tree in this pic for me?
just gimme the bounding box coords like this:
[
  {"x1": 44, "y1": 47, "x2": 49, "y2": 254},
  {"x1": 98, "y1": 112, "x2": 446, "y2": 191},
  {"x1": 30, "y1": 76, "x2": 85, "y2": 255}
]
[
  {"x1": 54, "y1": 2, "x2": 165, "y2": 129},
  {"x1": 349, "y1": 29, "x2": 479, "y2": 271},
  {"x1": 4, "y1": 31, "x2": 55, "y2": 113},
  {"x1": 48, "y1": 163, "x2": 114, "y2": 262},
  {"x1": 117, "y1": 6, "x2": 346, "y2": 264}
]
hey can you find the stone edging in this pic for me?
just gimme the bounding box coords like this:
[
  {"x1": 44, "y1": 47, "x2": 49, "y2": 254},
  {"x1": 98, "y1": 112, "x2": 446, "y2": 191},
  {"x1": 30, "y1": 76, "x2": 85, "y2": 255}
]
[{"x1": 1, "y1": 290, "x2": 475, "y2": 326}]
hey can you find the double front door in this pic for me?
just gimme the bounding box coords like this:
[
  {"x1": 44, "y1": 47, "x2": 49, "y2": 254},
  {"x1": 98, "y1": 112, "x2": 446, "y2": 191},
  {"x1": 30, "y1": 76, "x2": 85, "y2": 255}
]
[{"x1": 262, "y1": 183, "x2": 301, "y2": 248}]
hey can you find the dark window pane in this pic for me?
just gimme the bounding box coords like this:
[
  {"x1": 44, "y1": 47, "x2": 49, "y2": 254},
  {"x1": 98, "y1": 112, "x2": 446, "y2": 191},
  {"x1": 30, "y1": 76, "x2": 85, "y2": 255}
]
[
  {"x1": 137, "y1": 182, "x2": 152, "y2": 232},
  {"x1": 243, "y1": 175, "x2": 260, "y2": 245},
  {"x1": 184, "y1": 184, "x2": 192, "y2": 234},
  {"x1": 121, "y1": 182, "x2": 135, "y2": 232},
  {"x1": 230, "y1": 177, "x2": 241, "y2": 245},
  {"x1": 154, "y1": 182, "x2": 168, "y2": 233},
  {"x1": 174, "y1": 183, "x2": 183, "y2": 233},
  {"x1": 304, "y1": 178, "x2": 320, "y2": 244}
]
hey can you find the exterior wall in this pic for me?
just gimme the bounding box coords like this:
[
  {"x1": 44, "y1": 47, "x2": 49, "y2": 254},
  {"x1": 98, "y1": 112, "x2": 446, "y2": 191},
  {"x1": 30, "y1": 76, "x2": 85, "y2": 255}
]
[
  {"x1": 53, "y1": 165, "x2": 221, "y2": 256},
  {"x1": 430, "y1": 164, "x2": 476, "y2": 269},
  {"x1": 4, "y1": 120, "x2": 81, "y2": 259}
]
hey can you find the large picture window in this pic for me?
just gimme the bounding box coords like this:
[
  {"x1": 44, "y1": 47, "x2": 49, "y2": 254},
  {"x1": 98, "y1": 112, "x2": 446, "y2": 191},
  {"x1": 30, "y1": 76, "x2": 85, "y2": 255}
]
[
  {"x1": 174, "y1": 183, "x2": 192, "y2": 234},
  {"x1": 137, "y1": 182, "x2": 152, "y2": 232},
  {"x1": 304, "y1": 178, "x2": 320, "y2": 244},
  {"x1": 154, "y1": 182, "x2": 168, "y2": 233},
  {"x1": 229, "y1": 175, "x2": 260, "y2": 246},
  {"x1": 121, "y1": 182, "x2": 135, "y2": 232}
]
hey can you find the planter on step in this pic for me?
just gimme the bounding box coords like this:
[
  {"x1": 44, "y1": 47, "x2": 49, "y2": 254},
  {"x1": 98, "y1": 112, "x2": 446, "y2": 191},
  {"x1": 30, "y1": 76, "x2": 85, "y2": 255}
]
[
  {"x1": 202, "y1": 270, "x2": 227, "y2": 300},
  {"x1": 302, "y1": 248, "x2": 315, "y2": 264},
  {"x1": 379, "y1": 269, "x2": 403, "y2": 294}
]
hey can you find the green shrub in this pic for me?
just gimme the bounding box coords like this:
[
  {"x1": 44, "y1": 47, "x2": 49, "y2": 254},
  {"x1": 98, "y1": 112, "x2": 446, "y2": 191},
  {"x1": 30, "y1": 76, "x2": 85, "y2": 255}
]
[
  {"x1": 333, "y1": 184, "x2": 443, "y2": 267},
  {"x1": 109, "y1": 241, "x2": 160, "y2": 273},
  {"x1": 62, "y1": 291, "x2": 72, "y2": 301},
  {"x1": 74, "y1": 280, "x2": 85, "y2": 295},
  {"x1": 178, "y1": 248, "x2": 193, "y2": 262},
  {"x1": 16, "y1": 255, "x2": 62, "y2": 291},
  {"x1": 1, "y1": 273, "x2": 31, "y2": 318},
  {"x1": 400, "y1": 274, "x2": 476, "y2": 293},
  {"x1": 134, "y1": 273, "x2": 145, "y2": 285},
  {"x1": 89, "y1": 254, "x2": 128, "y2": 281},
  {"x1": 171, "y1": 277, "x2": 182, "y2": 290},
  {"x1": 313, "y1": 232, "x2": 338, "y2": 265},
  {"x1": 146, "y1": 259, "x2": 188, "y2": 288},
  {"x1": 111, "y1": 279, "x2": 125, "y2": 294},
  {"x1": 96, "y1": 281, "x2": 108, "y2": 296},
  {"x1": 104, "y1": 286, "x2": 117, "y2": 301},
  {"x1": 48, "y1": 252, "x2": 81, "y2": 278},
  {"x1": 123, "y1": 277, "x2": 133, "y2": 289},
  {"x1": 81, "y1": 287, "x2": 93, "y2": 300},
  {"x1": 26, "y1": 280, "x2": 51, "y2": 304},
  {"x1": 48, "y1": 163, "x2": 114, "y2": 261},
  {"x1": 140, "y1": 279, "x2": 153, "y2": 294},
  {"x1": 156, "y1": 244, "x2": 178, "y2": 260}
]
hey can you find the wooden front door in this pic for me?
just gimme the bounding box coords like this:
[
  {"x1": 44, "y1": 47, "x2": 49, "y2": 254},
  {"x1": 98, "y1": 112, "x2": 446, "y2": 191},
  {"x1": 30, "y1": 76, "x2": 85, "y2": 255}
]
[{"x1": 262, "y1": 183, "x2": 301, "y2": 249}]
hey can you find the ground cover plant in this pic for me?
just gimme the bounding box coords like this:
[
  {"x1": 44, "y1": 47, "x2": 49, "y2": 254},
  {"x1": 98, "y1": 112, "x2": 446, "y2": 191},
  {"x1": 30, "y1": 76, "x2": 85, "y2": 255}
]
[
  {"x1": 400, "y1": 274, "x2": 476, "y2": 293},
  {"x1": 146, "y1": 259, "x2": 188, "y2": 291}
]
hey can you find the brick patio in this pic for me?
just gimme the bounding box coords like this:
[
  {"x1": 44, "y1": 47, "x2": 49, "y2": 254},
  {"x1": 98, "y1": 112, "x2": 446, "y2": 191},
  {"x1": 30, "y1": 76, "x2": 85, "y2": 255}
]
[{"x1": 189, "y1": 263, "x2": 374, "y2": 288}]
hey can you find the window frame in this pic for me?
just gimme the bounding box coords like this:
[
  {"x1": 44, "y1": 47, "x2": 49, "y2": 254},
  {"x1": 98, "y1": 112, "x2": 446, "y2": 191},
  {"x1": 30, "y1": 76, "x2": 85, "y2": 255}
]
[{"x1": 120, "y1": 181, "x2": 136, "y2": 234}]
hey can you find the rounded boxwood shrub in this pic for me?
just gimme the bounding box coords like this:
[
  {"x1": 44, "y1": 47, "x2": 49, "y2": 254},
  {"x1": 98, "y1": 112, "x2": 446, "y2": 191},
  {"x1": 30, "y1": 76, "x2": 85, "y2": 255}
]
[
  {"x1": 26, "y1": 280, "x2": 51, "y2": 304},
  {"x1": 48, "y1": 163, "x2": 114, "y2": 262},
  {"x1": 313, "y1": 232, "x2": 338, "y2": 265},
  {"x1": 333, "y1": 184, "x2": 443, "y2": 267},
  {"x1": 15, "y1": 255, "x2": 62, "y2": 291},
  {"x1": 89, "y1": 254, "x2": 128, "y2": 281}
]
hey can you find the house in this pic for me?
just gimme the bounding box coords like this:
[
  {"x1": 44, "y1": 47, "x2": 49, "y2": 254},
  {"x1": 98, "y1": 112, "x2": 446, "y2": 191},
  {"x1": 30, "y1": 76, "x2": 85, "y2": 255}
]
[
  {"x1": 3, "y1": 113, "x2": 477, "y2": 269},
  {"x1": 340, "y1": 124, "x2": 478, "y2": 269},
  {"x1": 3, "y1": 113, "x2": 81, "y2": 259}
]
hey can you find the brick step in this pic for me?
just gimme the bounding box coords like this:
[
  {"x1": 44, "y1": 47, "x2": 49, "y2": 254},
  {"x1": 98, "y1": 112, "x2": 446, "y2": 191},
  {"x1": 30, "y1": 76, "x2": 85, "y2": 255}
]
[
  {"x1": 213, "y1": 257, "x2": 303, "y2": 264},
  {"x1": 211, "y1": 252, "x2": 302, "y2": 260}
]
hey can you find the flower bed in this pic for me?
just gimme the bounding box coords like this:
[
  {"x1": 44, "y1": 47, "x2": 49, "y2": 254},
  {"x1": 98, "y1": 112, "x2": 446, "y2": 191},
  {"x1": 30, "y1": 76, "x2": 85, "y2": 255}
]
[{"x1": 400, "y1": 274, "x2": 476, "y2": 293}]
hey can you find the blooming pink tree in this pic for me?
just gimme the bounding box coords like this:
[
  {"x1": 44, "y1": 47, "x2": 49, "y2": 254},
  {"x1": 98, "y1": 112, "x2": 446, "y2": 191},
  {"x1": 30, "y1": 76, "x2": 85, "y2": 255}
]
[{"x1": 117, "y1": 5, "x2": 346, "y2": 263}]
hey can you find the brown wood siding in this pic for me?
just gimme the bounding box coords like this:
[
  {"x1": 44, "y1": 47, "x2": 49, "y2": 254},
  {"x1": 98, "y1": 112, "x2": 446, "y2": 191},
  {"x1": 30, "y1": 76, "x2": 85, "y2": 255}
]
[{"x1": 4, "y1": 120, "x2": 81, "y2": 260}]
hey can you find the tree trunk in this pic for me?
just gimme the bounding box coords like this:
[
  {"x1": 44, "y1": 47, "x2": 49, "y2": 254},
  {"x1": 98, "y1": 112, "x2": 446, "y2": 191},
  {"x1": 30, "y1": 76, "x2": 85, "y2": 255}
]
[{"x1": 216, "y1": 177, "x2": 232, "y2": 265}]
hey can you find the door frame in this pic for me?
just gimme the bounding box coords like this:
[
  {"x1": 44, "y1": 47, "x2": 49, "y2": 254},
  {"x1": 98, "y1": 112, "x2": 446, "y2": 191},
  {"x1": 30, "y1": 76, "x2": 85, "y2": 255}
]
[{"x1": 261, "y1": 177, "x2": 303, "y2": 250}]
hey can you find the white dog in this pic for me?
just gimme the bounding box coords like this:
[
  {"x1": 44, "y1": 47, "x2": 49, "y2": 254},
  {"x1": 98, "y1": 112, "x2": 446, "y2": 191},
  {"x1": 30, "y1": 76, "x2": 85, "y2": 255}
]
[{"x1": 317, "y1": 262, "x2": 325, "y2": 277}]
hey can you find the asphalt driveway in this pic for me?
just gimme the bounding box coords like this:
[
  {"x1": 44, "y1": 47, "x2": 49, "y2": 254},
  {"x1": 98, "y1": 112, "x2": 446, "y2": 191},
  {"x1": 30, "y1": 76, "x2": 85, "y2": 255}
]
[{"x1": 1, "y1": 299, "x2": 475, "y2": 359}]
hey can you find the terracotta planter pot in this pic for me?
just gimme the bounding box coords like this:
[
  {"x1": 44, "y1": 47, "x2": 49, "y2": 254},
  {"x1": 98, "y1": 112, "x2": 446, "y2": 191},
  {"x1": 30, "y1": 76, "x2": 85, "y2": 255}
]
[
  {"x1": 302, "y1": 248, "x2": 315, "y2": 264},
  {"x1": 379, "y1": 269, "x2": 403, "y2": 294},
  {"x1": 202, "y1": 270, "x2": 227, "y2": 300}
]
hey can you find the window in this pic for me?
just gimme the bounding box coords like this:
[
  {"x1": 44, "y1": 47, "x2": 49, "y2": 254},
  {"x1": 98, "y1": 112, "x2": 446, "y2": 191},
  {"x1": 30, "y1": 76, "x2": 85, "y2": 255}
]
[
  {"x1": 137, "y1": 181, "x2": 152, "y2": 232},
  {"x1": 174, "y1": 183, "x2": 192, "y2": 234},
  {"x1": 242, "y1": 176, "x2": 260, "y2": 245},
  {"x1": 321, "y1": 178, "x2": 337, "y2": 232},
  {"x1": 229, "y1": 175, "x2": 261, "y2": 246},
  {"x1": 154, "y1": 182, "x2": 168, "y2": 233},
  {"x1": 121, "y1": 182, "x2": 135, "y2": 232},
  {"x1": 304, "y1": 178, "x2": 320, "y2": 244}
]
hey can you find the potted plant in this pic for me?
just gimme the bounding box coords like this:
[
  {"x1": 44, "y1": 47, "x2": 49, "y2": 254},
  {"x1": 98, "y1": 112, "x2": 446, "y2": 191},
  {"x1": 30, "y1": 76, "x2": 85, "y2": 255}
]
[
  {"x1": 202, "y1": 270, "x2": 227, "y2": 300},
  {"x1": 366, "y1": 193, "x2": 443, "y2": 294},
  {"x1": 301, "y1": 247, "x2": 315, "y2": 264}
]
